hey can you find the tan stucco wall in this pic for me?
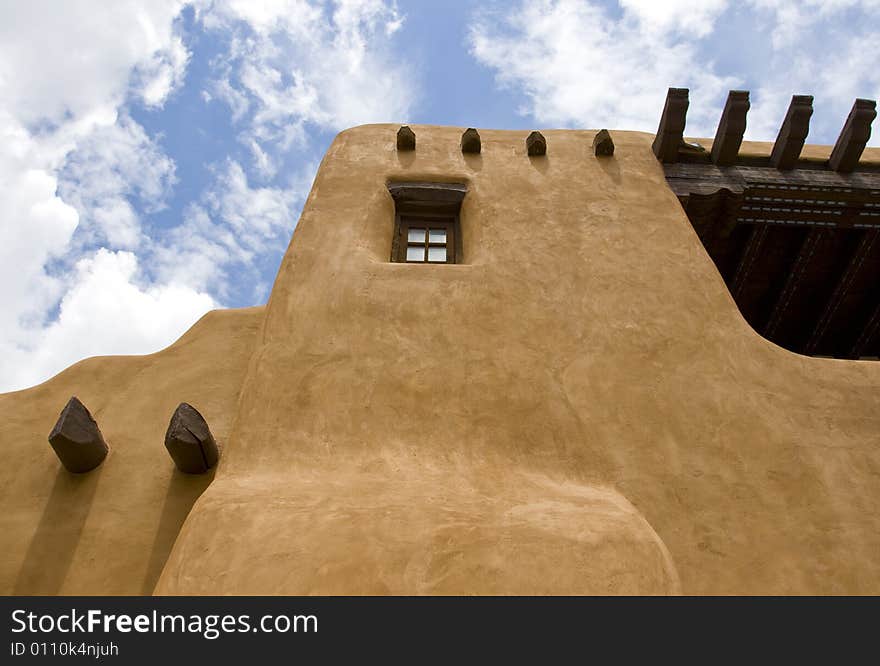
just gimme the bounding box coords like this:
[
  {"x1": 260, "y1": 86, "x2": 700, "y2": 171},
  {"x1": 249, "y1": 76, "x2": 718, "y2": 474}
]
[
  {"x1": 163, "y1": 125, "x2": 879, "y2": 595},
  {"x1": 3, "y1": 125, "x2": 879, "y2": 595},
  {"x1": 0, "y1": 307, "x2": 264, "y2": 594}
]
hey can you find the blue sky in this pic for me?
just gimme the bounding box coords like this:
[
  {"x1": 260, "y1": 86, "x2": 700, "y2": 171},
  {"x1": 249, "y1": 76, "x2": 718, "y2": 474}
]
[{"x1": 1, "y1": 0, "x2": 879, "y2": 392}]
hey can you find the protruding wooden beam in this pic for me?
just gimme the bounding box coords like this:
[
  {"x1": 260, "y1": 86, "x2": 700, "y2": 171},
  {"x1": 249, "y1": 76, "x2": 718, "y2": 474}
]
[
  {"x1": 828, "y1": 99, "x2": 876, "y2": 173},
  {"x1": 48, "y1": 397, "x2": 108, "y2": 473},
  {"x1": 397, "y1": 125, "x2": 415, "y2": 151},
  {"x1": 770, "y1": 95, "x2": 813, "y2": 170},
  {"x1": 164, "y1": 403, "x2": 219, "y2": 474},
  {"x1": 652, "y1": 88, "x2": 689, "y2": 163},
  {"x1": 461, "y1": 128, "x2": 481, "y2": 154},
  {"x1": 592, "y1": 129, "x2": 614, "y2": 156},
  {"x1": 712, "y1": 90, "x2": 750, "y2": 166},
  {"x1": 526, "y1": 131, "x2": 546, "y2": 156}
]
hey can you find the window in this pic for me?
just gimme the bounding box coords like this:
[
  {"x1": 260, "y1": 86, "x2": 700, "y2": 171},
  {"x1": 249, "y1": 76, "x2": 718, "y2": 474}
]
[
  {"x1": 388, "y1": 182, "x2": 466, "y2": 264},
  {"x1": 401, "y1": 220, "x2": 454, "y2": 263}
]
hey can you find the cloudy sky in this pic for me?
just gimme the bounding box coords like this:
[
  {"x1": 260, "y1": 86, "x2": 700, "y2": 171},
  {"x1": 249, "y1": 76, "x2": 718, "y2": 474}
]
[{"x1": 2, "y1": 0, "x2": 879, "y2": 392}]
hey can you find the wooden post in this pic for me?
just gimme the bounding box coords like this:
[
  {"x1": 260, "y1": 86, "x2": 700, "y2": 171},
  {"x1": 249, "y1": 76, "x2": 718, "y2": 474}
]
[
  {"x1": 770, "y1": 95, "x2": 813, "y2": 170},
  {"x1": 711, "y1": 90, "x2": 750, "y2": 166},
  {"x1": 48, "y1": 397, "x2": 108, "y2": 473},
  {"x1": 526, "y1": 131, "x2": 546, "y2": 156},
  {"x1": 828, "y1": 99, "x2": 876, "y2": 173},
  {"x1": 592, "y1": 129, "x2": 614, "y2": 157},
  {"x1": 652, "y1": 88, "x2": 689, "y2": 163},
  {"x1": 461, "y1": 128, "x2": 481, "y2": 154},
  {"x1": 397, "y1": 125, "x2": 415, "y2": 151}
]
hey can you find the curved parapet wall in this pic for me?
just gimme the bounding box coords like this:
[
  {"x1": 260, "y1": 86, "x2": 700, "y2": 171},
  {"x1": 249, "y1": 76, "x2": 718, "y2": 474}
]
[
  {"x1": 0, "y1": 307, "x2": 264, "y2": 595},
  {"x1": 3, "y1": 125, "x2": 880, "y2": 595},
  {"x1": 155, "y1": 125, "x2": 879, "y2": 595}
]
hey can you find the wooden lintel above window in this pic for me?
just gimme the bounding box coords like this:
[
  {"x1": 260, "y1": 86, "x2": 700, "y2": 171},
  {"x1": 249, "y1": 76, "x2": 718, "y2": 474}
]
[
  {"x1": 387, "y1": 182, "x2": 467, "y2": 264},
  {"x1": 387, "y1": 182, "x2": 467, "y2": 214}
]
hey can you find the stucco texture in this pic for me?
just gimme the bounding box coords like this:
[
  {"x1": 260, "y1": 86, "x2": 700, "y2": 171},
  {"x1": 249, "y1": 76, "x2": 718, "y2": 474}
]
[
  {"x1": 0, "y1": 307, "x2": 263, "y2": 594},
  {"x1": 3, "y1": 126, "x2": 880, "y2": 595}
]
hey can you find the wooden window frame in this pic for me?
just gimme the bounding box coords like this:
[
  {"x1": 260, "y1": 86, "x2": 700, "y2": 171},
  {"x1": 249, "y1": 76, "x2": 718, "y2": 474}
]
[
  {"x1": 398, "y1": 216, "x2": 457, "y2": 264},
  {"x1": 388, "y1": 182, "x2": 466, "y2": 264}
]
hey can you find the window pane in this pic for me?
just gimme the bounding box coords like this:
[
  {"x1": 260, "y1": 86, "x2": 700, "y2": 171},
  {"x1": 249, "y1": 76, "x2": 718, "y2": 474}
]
[
  {"x1": 429, "y1": 229, "x2": 447, "y2": 243},
  {"x1": 407, "y1": 228, "x2": 426, "y2": 243},
  {"x1": 427, "y1": 246, "x2": 447, "y2": 262},
  {"x1": 406, "y1": 245, "x2": 425, "y2": 262}
]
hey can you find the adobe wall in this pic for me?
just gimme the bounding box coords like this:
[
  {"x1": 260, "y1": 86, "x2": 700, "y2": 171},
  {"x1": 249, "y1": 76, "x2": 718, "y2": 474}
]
[
  {"x1": 152, "y1": 126, "x2": 880, "y2": 594},
  {"x1": 3, "y1": 125, "x2": 878, "y2": 595},
  {"x1": 0, "y1": 307, "x2": 264, "y2": 594}
]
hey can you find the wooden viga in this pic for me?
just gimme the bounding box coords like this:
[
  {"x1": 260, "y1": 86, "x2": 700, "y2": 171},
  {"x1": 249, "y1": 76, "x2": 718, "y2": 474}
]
[
  {"x1": 652, "y1": 87, "x2": 877, "y2": 172},
  {"x1": 656, "y1": 88, "x2": 880, "y2": 360}
]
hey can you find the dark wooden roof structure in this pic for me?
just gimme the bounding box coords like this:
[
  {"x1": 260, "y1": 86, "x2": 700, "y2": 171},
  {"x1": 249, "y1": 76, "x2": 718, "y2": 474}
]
[{"x1": 657, "y1": 88, "x2": 880, "y2": 359}]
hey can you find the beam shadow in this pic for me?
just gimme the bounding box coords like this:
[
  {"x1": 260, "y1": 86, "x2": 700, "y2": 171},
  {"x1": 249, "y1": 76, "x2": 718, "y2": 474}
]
[
  {"x1": 140, "y1": 468, "x2": 215, "y2": 595},
  {"x1": 13, "y1": 466, "x2": 102, "y2": 595}
]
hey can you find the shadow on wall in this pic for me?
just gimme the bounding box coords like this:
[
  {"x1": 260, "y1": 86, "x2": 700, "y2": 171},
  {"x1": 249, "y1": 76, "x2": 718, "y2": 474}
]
[
  {"x1": 527, "y1": 153, "x2": 550, "y2": 175},
  {"x1": 597, "y1": 154, "x2": 622, "y2": 185},
  {"x1": 141, "y1": 469, "x2": 215, "y2": 595},
  {"x1": 13, "y1": 467, "x2": 102, "y2": 595},
  {"x1": 12, "y1": 465, "x2": 214, "y2": 595}
]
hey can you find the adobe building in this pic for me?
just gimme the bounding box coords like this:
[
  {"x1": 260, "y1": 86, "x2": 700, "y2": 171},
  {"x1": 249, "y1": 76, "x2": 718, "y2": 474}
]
[{"x1": 2, "y1": 89, "x2": 879, "y2": 595}]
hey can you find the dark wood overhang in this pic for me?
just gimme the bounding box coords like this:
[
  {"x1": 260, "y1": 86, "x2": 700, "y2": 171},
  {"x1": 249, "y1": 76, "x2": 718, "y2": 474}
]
[
  {"x1": 387, "y1": 181, "x2": 467, "y2": 214},
  {"x1": 656, "y1": 89, "x2": 880, "y2": 359}
]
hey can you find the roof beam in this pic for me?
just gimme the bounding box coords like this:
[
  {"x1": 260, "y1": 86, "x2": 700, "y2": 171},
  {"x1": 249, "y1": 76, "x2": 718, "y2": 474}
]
[
  {"x1": 730, "y1": 224, "x2": 768, "y2": 300},
  {"x1": 828, "y1": 99, "x2": 877, "y2": 173},
  {"x1": 763, "y1": 229, "x2": 823, "y2": 338},
  {"x1": 653, "y1": 88, "x2": 689, "y2": 163},
  {"x1": 849, "y1": 299, "x2": 880, "y2": 359},
  {"x1": 712, "y1": 91, "x2": 750, "y2": 166},
  {"x1": 803, "y1": 228, "x2": 879, "y2": 354},
  {"x1": 770, "y1": 95, "x2": 813, "y2": 170}
]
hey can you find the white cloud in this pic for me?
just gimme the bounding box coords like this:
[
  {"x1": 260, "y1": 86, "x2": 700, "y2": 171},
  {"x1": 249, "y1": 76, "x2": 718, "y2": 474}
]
[
  {"x1": 0, "y1": 1, "x2": 205, "y2": 392},
  {"x1": 0, "y1": 120, "x2": 79, "y2": 349},
  {"x1": 0, "y1": 1, "x2": 190, "y2": 125},
  {"x1": 1, "y1": 1, "x2": 388, "y2": 392},
  {"x1": 210, "y1": 74, "x2": 251, "y2": 122},
  {"x1": 469, "y1": 0, "x2": 880, "y2": 145},
  {"x1": 246, "y1": 137, "x2": 279, "y2": 178},
  {"x1": 200, "y1": 0, "x2": 414, "y2": 165},
  {"x1": 153, "y1": 159, "x2": 310, "y2": 298},
  {"x1": 469, "y1": 0, "x2": 738, "y2": 136},
  {"x1": 1, "y1": 250, "x2": 215, "y2": 393},
  {"x1": 742, "y1": 0, "x2": 880, "y2": 144},
  {"x1": 59, "y1": 114, "x2": 178, "y2": 250},
  {"x1": 619, "y1": 0, "x2": 728, "y2": 38},
  {"x1": 748, "y1": 0, "x2": 880, "y2": 49},
  {"x1": 136, "y1": 34, "x2": 192, "y2": 107},
  {"x1": 207, "y1": 160, "x2": 298, "y2": 238}
]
